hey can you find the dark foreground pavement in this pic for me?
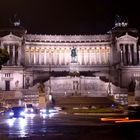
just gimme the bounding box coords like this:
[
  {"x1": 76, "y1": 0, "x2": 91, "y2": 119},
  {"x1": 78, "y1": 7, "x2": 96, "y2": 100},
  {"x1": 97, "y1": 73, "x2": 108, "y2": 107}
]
[
  {"x1": 2, "y1": 124, "x2": 140, "y2": 140},
  {"x1": 0, "y1": 114, "x2": 140, "y2": 140}
]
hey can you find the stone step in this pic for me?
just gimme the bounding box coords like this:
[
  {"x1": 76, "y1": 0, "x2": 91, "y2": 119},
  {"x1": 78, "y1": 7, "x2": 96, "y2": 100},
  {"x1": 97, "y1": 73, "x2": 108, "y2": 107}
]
[{"x1": 54, "y1": 97, "x2": 115, "y2": 108}]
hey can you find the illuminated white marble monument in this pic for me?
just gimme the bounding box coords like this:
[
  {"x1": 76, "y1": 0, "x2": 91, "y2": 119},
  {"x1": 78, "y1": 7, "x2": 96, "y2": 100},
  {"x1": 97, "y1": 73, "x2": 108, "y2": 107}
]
[{"x1": 0, "y1": 18, "x2": 139, "y2": 105}]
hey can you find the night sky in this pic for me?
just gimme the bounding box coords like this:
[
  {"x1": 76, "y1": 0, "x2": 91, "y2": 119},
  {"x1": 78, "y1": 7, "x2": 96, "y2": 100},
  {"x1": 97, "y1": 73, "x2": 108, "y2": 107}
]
[{"x1": 0, "y1": 0, "x2": 139, "y2": 35}]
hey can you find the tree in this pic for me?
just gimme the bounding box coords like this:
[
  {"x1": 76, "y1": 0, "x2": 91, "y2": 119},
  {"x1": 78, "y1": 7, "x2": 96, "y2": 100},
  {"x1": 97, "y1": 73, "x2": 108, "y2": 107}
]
[{"x1": 0, "y1": 48, "x2": 9, "y2": 69}]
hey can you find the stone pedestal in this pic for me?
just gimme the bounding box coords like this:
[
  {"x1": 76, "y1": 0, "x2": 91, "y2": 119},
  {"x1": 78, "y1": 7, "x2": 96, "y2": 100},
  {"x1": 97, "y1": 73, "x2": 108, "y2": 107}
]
[
  {"x1": 15, "y1": 91, "x2": 23, "y2": 99},
  {"x1": 128, "y1": 92, "x2": 135, "y2": 105},
  {"x1": 15, "y1": 91, "x2": 23, "y2": 106},
  {"x1": 38, "y1": 92, "x2": 46, "y2": 109},
  {"x1": 39, "y1": 96, "x2": 46, "y2": 109},
  {"x1": 128, "y1": 95, "x2": 135, "y2": 105},
  {"x1": 69, "y1": 62, "x2": 79, "y2": 73}
]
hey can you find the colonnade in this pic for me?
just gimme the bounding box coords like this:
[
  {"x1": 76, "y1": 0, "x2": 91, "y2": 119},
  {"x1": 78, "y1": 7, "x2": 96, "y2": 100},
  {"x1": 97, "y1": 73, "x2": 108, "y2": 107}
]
[
  {"x1": 3, "y1": 44, "x2": 21, "y2": 65},
  {"x1": 120, "y1": 43, "x2": 136, "y2": 65},
  {"x1": 25, "y1": 46, "x2": 110, "y2": 65}
]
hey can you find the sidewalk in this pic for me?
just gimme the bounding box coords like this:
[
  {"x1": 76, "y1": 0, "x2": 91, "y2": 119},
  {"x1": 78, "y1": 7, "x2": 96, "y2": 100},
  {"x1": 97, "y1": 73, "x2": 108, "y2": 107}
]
[
  {"x1": 73, "y1": 112, "x2": 126, "y2": 116},
  {"x1": 60, "y1": 111, "x2": 126, "y2": 116}
]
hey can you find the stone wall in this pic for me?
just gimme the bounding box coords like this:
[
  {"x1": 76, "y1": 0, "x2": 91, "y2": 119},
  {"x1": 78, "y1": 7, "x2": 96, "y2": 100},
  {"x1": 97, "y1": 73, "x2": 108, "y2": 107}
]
[{"x1": 43, "y1": 76, "x2": 127, "y2": 97}]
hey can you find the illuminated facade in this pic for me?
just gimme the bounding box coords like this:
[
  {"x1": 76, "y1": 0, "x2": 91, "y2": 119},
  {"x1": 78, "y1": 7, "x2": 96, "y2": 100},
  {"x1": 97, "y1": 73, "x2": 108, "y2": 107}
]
[{"x1": 0, "y1": 21, "x2": 140, "y2": 105}]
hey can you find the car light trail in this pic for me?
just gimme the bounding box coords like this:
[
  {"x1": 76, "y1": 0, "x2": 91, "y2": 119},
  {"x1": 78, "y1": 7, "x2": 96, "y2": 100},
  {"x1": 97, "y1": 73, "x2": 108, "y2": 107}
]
[
  {"x1": 101, "y1": 117, "x2": 129, "y2": 121},
  {"x1": 115, "y1": 120, "x2": 140, "y2": 123}
]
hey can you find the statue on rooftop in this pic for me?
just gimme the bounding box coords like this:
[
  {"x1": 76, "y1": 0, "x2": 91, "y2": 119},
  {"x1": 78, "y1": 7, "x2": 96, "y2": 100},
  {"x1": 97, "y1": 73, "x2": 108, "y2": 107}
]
[
  {"x1": 9, "y1": 14, "x2": 21, "y2": 27},
  {"x1": 115, "y1": 15, "x2": 128, "y2": 27}
]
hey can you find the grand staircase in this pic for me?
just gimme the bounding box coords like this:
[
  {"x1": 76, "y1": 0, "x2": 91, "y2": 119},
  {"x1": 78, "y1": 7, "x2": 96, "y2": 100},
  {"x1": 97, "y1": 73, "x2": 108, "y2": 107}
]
[{"x1": 54, "y1": 96, "x2": 115, "y2": 109}]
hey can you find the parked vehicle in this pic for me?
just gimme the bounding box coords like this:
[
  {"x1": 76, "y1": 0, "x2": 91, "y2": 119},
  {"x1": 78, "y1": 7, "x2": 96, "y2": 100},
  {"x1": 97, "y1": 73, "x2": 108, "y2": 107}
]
[
  {"x1": 9, "y1": 106, "x2": 25, "y2": 118},
  {"x1": 25, "y1": 104, "x2": 34, "y2": 114},
  {"x1": 40, "y1": 107, "x2": 60, "y2": 117}
]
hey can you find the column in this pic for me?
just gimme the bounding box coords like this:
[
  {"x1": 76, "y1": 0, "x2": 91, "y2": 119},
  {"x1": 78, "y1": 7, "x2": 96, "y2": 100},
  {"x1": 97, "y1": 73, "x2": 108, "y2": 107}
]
[
  {"x1": 133, "y1": 44, "x2": 137, "y2": 65},
  {"x1": 82, "y1": 48, "x2": 85, "y2": 65},
  {"x1": 89, "y1": 48, "x2": 92, "y2": 65},
  {"x1": 97, "y1": 48, "x2": 100, "y2": 64},
  {"x1": 42, "y1": 49, "x2": 45, "y2": 65},
  {"x1": 96, "y1": 48, "x2": 100, "y2": 64},
  {"x1": 123, "y1": 45, "x2": 126, "y2": 65},
  {"x1": 39, "y1": 48, "x2": 41, "y2": 64},
  {"x1": 41, "y1": 48, "x2": 43, "y2": 64},
  {"x1": 139, "y1": 46, "x2": 140, "y2": 64},
  {"x1": 65, "y1": 48, "x2": 69, "y2": 65},
  {"x1": 49, "y1": 48, "x2": 52, "y2": 65},
  {"x1": 59, "y1": 49, "x2": 61, "y2": 65},
  {"x1": 104, "y1": 47, "x2": 106, "y2": 64},
  {"x1": 55, "y1": 49, "x2": 57, "y2": 65},
  {"x1": 105, "y1": 47, "x2": 107, "y2": 64},
  {"x1": 86, "y1": 49, "x2": 88, "y2": 65},
  {"x1": 80, "y1": 48, "x2": 82, "y2": 65},
  {"x1": 93, "y1": 48, "x2": 96, "y2": 64},
  {"x1": 106, "y1": 47, "x2": 110, "y2": 64},
  {"x1": 120, "y1": 49, "x2": 123, "y2": 66},
  {"x1": 119, "y1": 44, "x2": 123, "y2": 65},
  {"x1": 84, "y1": 49, "x2": 86, "y2": 65},
  {"x1": 81, "y1": 48, "x2": 83, "y2": 65},
  {"x1": 58, "y1": 49, "x2": 60, "y2": 65},
  {"x1": 99, "y1": 48, "x2": 102, "y2": 64},
  {"x1": 61, "y1": 49, "x2": 64, "y2": 65},
  {"x1": 54, "y1": 49, "x2": 57, "y2": 65},
  {"x1": 46, "y1": 49, "x2": 49, "y2": 65},
  {"x1": 63, "y1": 49, "x2": 65, "y2": 65},
  {"x1": 18, "y1": 46, "x2": 21, "y2": 66},
  {"x1": 36, "y1": 48, "x2": 39, "y2": 64},
  {"x1": 68, "y1": 48, "x2": 71, "y2": 64},
  {"x1": 44, "y1": 48, "x2": 46, "y2": 65},
  {"x1": 87, "y1": 48, "x2": 90, "y2": 65},
  {"x1": 28, "y1": 47, "x2": 31, "y2": 64},
  {"x1": 30, "y1": 48, "x2": 33, "y2": 64},
  {"x1": 7, "y1": 45, "x2": 10, "y2": 65},
  {"x1": 33, "y1": 48, "x2": 36, "y2": 64},
  {"x1": 79, "y1": 49, "x2": 81, "y2": 65},
  {"x1": 108, "y1": 47, "x2": 110, "y2": 64},
  {"x1": 102, "y1": 47, "x2": 105, "y2": 64},
  {"x1": 64, "y1": 48, "x2": 66, "y2": 65},
  {"x1": 100, "y1": 48, "x2": 103, "y2": 64},
  {"x1": 94, "y1": 48, "x2": 98, "y2": 64},
  {"x1": 82, "y1": 49, "x2": 84, "y2": 65},
  {"x1": 51, "y1": 49, "x2": 54, "y2": 65},
  {"x1": 12, "y1": 45, "x2": 15, "y2": 65},
  {"x1": 77, "y1": 48, "x2": 80, "y2": 65},
  {"x1": 128, "y1": 45, "x2": 132, "y2": 65},
  {"x1": 92, "y1": 48, "x2": 95, "y2": 64}
]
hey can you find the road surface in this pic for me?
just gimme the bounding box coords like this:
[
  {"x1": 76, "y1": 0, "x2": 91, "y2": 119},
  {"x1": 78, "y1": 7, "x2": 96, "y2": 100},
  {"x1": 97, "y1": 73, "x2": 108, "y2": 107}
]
[{"x1": 0, "y1": 113, "x2": 140, "y2": 140}]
